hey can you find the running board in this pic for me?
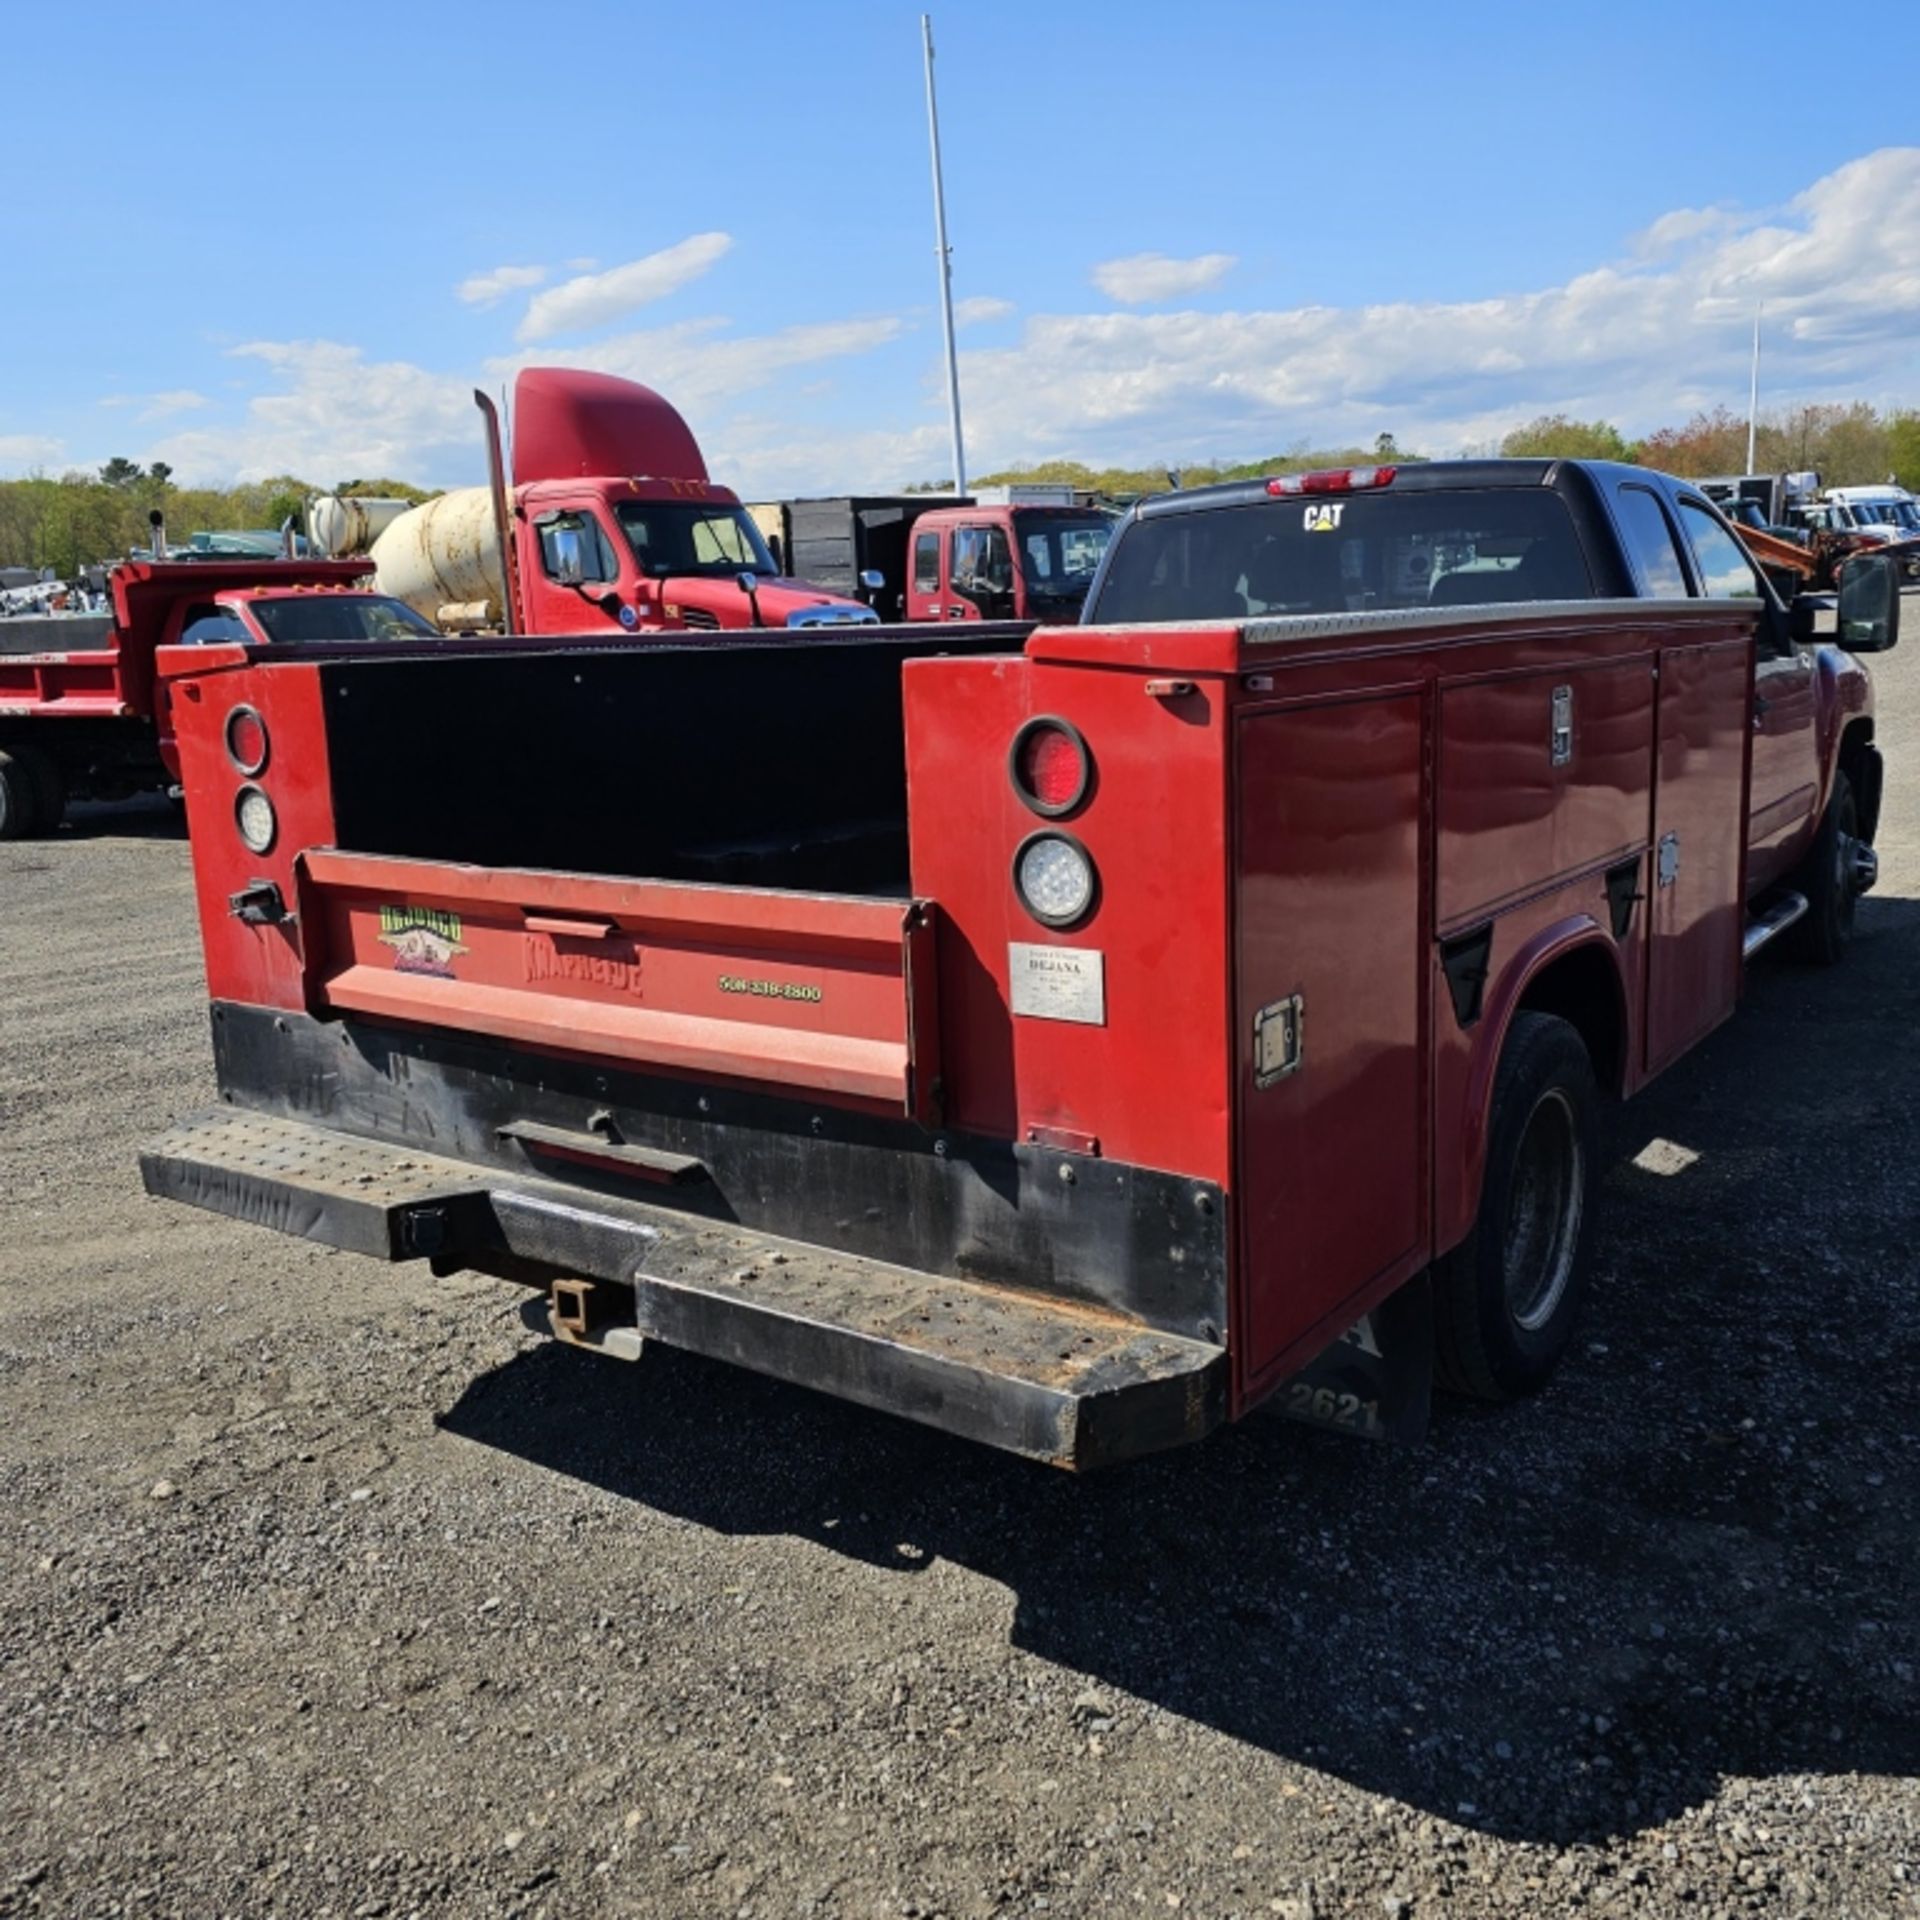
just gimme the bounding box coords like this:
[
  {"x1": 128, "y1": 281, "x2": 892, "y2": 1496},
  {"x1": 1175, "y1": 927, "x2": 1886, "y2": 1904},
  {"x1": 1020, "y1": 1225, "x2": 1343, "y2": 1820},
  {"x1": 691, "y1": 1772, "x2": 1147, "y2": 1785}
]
[{"x1": 1743, "y1": 892, "x2": 1808, "y2": 961}]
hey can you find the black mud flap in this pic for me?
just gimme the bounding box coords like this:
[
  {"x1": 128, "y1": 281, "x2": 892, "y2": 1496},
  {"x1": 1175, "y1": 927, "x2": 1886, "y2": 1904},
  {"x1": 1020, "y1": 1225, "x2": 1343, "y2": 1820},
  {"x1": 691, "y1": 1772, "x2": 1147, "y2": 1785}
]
[{"x1": 1267, "y1": 1272, "x2": 1433, "y2": 1445}]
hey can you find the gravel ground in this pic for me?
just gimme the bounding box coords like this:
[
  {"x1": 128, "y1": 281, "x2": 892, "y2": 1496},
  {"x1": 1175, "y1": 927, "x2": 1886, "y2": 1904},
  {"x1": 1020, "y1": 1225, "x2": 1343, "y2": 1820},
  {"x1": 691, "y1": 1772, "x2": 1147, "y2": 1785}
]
[{"x1": 2, "y1": 616, "x2": 1917, "y2": 1920}]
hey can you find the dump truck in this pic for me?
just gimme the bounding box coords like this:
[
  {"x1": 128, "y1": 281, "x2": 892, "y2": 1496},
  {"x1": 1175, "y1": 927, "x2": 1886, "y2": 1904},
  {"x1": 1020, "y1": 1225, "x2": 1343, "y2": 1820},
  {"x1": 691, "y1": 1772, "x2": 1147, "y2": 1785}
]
[
  {"x1": 139, "y1": 458, "x2": 1898, "y2": 1467},
  {"x1": 0, "y1": 545, "x2": 431, "y2": 837}
]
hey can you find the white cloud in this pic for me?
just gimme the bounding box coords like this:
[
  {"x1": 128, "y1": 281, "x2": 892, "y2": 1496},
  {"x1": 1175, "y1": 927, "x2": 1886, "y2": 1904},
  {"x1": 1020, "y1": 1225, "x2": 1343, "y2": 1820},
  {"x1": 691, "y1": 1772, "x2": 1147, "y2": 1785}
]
[
  {"x1": 496, "y1": 313, "x2": 906, "y2": 412},
  {"x1": 456, "y1": 263, "x2": 548, "y2": 308},
  {"x1": 98, "y1": 389, "x2": 209, "y2": 422},
  {"x1": 0, "y1": 433, "x2": 64, "y2": 475},
  {"x1": 1091, "y1": 251, "x2": 1237, "y2": 304},
  {"x1": 954, "y1": 295, "x2": 1015, "y2": 328},
  {"x1": 954, "y1": 148, "x2": 1920, "y2": 472},
  {"x1": 517, "y1": 234, "x2": 733, "y2": 343},
  {"x1": 76, "y1": 149, "x2": 1920, "y2": 498},
  {"x1": 147, "y1": 341, "x2": 480, "y2": 486},
  {"x1": 136, "y1": 310, "x2": 909, "y2": 489}
]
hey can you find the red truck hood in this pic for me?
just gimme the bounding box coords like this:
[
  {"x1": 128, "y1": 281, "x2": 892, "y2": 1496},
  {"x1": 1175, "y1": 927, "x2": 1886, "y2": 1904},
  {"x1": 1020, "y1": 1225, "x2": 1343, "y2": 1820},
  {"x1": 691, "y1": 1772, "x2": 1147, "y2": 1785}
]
[{"x1": 655, "y1": 575, "x2": 874, "y2": 628}]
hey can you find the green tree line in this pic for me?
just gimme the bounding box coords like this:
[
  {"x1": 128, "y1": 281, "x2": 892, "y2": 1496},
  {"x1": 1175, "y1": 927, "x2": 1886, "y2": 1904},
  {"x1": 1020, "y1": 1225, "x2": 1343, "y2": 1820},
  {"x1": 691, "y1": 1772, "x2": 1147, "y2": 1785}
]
[
  {"x1": 973, "y1": 404, "x2": 1920, "y2": 498},
  {"x1": 0, "y1": 463, "x2": 437, "y2": 574}
]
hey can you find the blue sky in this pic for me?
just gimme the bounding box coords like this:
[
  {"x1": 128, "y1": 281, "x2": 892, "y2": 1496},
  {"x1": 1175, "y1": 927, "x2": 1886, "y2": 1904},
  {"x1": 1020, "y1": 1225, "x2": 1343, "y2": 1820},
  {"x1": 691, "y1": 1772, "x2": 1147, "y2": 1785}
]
[{"x1": 5, "y1": 0, "x2": 1919, "y2": 494}]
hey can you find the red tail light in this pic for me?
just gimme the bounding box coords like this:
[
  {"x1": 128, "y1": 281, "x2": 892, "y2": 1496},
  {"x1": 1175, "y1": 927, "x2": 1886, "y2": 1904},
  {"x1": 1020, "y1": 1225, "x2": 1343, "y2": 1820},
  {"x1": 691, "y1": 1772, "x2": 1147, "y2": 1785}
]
[
  {"x1": 224, "y1": 704, "x2": 269, "y2": 775},
  {"x1": 1266, "y1": 466, "x2": 1398, "y2": 497},
  {"x1": 1010, "y1": 717, "x2": 1091, "y2": 817}
]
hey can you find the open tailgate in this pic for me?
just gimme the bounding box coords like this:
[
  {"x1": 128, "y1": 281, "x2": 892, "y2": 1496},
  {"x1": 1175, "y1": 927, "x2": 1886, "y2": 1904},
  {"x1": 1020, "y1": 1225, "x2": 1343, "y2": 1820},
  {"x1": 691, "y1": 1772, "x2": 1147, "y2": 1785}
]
[{"x1": 296, "y1": 850, "x2": 941, "y2": 1119}]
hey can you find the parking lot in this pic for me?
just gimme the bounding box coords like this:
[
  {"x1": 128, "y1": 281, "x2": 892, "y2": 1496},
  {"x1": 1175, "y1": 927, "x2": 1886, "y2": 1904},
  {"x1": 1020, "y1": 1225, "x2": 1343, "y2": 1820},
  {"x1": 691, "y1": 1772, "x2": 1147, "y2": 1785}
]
[{"x1": 2, "y1": 613, "x2": 1916, "y2": 1918}]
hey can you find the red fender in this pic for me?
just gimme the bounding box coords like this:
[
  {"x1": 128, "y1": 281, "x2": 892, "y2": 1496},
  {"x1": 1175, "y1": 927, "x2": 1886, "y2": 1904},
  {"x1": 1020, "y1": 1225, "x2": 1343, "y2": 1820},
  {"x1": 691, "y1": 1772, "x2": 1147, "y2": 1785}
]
[{"x1": 1439, "y1": 912, "x2": 1630, "y2": 1257}]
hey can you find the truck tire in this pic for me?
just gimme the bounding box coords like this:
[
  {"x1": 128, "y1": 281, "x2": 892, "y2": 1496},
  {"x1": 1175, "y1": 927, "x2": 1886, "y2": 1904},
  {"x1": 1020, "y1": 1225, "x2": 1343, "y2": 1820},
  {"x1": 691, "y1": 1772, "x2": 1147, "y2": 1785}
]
[
  {"x1": 0, "y1": 750, "x2": 39, "y2": 839},
  {"x1": 1789, "y1": 771, "x2": 1860, "y2": 966},
  {"x1": 1434, "y1": 1012, "x2": 1598, "y2": 1403},
  {"x1": 15, "y1": 745, "x2": 66, "y2": 834}
]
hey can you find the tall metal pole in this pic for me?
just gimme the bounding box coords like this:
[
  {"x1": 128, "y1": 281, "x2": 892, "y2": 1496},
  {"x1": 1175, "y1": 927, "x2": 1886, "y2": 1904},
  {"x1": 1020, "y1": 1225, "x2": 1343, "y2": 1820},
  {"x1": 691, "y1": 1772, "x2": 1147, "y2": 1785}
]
[
  {"x1": 922, "y1": 14, "x2": 967, "y2": 497},
  {"x1": 1746, "y1": 303, "x2": 1762, "y2": 475}
]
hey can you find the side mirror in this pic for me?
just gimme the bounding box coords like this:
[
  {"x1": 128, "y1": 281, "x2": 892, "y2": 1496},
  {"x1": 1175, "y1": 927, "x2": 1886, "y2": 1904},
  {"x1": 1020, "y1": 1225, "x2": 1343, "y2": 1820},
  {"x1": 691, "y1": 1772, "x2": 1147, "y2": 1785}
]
[
  {"x1": 858, "y1": 569, "x2": 886, "y2": 593},
  {"x1": 1837, "y1": 549, "x2": 1901, "y2": 653},
  {"x1": 549, "y1": 522, "x2": 586, "y2": 586},
  {"x1": 736, "y1": 569, "x2": 759, "y2": 597}
]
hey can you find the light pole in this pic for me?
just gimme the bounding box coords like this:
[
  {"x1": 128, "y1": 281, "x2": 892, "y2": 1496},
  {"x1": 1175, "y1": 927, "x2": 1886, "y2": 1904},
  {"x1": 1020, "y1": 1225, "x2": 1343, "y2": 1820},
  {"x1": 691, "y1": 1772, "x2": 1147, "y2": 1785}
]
[{"x1": 922, "y1": 14, "x2": 967, "y2": 497}]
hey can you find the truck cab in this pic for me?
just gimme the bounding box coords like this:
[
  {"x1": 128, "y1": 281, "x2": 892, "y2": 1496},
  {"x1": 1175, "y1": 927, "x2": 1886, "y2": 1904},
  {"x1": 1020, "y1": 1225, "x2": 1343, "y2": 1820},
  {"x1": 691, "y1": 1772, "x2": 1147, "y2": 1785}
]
[
  {"x1": 514, "y1": 478, "x2": 882, "y2": 636},
  {"x1": 904, "y1": 504, "x2": 1114, "y2": 624}
]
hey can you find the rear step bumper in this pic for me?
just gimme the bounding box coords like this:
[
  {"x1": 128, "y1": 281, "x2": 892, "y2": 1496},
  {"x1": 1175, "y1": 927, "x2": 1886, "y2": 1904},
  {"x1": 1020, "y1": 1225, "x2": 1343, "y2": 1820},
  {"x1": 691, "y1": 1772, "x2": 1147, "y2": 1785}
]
[{"x1": 140, "y1": 1109, "x2": 1226, "y2": 1470}]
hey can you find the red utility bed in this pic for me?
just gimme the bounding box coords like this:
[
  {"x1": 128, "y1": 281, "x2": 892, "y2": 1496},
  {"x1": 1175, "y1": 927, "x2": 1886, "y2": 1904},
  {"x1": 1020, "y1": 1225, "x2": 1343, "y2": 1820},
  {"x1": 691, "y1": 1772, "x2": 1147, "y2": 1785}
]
[{"x1": 141, "y1": 597, "x2": 1760, "y2": 1466}]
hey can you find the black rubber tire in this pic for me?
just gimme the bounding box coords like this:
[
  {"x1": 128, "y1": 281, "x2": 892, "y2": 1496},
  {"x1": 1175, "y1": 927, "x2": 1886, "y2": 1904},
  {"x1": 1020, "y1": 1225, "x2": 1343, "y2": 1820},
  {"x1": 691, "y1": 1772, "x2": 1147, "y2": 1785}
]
[
  {"x1": 14, "y1": 744, "x2": 66, "y2": 835},
  {"x1": 0, "y1": 749, "x2": 40, "y2": 840},
  {"x1": 1788, "y1": 771, "x2": 1858, "y2": 967},
  {"x1": 1434, "y1": 1011, "x2": 1599, "y2": 1403}
]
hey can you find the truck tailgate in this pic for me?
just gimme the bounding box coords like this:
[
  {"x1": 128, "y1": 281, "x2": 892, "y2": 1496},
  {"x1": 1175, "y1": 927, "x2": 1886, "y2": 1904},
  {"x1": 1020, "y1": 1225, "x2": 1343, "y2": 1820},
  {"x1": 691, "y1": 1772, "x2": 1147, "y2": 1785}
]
[{"x1": 297, "y1": 850, "x2": 940, "y2": 1117}]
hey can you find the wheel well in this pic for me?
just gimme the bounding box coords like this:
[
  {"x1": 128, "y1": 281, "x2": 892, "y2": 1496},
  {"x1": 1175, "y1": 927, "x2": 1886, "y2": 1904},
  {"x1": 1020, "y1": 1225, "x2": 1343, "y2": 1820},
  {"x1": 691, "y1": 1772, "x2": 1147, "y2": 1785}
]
[
  {"x1": 1839, "y1": 718, "x2": 1880, "y2": 841},
  {"x1": 1513, "y1": 943, "x2": 1626, "y2": 1096}
]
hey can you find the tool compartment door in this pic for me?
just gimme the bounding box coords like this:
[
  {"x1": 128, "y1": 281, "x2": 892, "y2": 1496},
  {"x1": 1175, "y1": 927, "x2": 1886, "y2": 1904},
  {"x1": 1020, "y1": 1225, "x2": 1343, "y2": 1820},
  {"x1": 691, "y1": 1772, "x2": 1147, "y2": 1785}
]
[
  {"x1": 1233, "y1": 692, "x2": 1427, "y2": 1397},
  {"x1": 296, "y1": 850, "x2": 940, "y2": 1118},
  {"x1": 1644, "y1": 639, "x2": 1750, "y2": 1074}
]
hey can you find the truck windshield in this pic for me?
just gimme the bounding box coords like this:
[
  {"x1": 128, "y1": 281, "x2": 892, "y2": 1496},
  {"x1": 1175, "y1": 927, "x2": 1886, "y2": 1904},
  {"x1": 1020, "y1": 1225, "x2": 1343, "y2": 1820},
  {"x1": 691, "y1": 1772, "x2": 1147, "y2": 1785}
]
[
  {"x1": 246, "y1": 596, "x2": 440, "y2": 642},
  {"x1": 615, "y1": 502, "x2": 779, "y2": 579},
  {"x1": 1847, "y1": 500, "x2": 1918, "y2": 529},
  {"x1": 1016, "y1": 515, "x2": 1114, "y2": 604},
  {"x1": 1090, "y1": 488, "x2": 1594, "y2": 623}
]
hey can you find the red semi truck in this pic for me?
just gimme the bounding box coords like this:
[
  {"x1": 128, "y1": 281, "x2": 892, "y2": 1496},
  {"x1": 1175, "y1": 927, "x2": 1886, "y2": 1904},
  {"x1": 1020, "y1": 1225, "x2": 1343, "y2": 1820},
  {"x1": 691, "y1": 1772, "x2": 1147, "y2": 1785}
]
[
  {"x1": 140, "y1": 459, "x2": 1898, "y2": 1466},
  {"x1": 367, "y1": 371, "x2": 880, "y2": 637},
  {"x1": 0, "y1": 553, "x2": 434, "y2": 838}
]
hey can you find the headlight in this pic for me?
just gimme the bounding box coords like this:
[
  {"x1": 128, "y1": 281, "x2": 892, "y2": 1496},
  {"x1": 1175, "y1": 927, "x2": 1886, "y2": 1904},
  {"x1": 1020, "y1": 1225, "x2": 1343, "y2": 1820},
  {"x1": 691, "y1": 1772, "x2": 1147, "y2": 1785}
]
[
  {"x1": 786, "y1": 605, "x2": 879, "y2": 627},
  {"x1": 235, "y1": 784, "x2": 277, "y2": 854},
  {"x1": 1013, "y1": 831, "x2": 1097, "y2": 928}
]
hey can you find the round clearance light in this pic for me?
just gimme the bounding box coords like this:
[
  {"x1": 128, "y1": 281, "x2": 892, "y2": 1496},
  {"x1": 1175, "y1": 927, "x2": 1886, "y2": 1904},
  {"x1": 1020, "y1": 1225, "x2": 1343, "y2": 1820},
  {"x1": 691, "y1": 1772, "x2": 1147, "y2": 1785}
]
[
  {"x1": 224, "y1": 703, "x2": 269, "y2": 775},
  {"x1": 235, "y1": 784, "x2": 277, "y2": 854},
  {"x1": 1014, "y1": 831, "x2": 1097, "y2": 929},
  {"x1": 1009, "y1": 716, "x2": 1091, "y2": 817}
]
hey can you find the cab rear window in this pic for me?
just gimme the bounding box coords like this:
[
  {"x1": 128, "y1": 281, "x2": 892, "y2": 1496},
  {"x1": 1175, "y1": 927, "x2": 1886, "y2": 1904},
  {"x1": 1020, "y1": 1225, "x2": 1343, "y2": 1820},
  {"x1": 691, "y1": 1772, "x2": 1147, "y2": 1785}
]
[{"x1": 1090, "y1": 488, "x2": 1594, "y2": 623}]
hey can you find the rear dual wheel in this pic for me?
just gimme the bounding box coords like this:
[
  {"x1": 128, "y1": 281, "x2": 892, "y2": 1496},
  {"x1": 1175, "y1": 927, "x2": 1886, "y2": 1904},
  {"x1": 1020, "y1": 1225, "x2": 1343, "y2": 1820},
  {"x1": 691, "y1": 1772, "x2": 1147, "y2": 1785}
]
[{"x1": 1435, "y1": 1012, "x2": 1598, "y2": 1402}]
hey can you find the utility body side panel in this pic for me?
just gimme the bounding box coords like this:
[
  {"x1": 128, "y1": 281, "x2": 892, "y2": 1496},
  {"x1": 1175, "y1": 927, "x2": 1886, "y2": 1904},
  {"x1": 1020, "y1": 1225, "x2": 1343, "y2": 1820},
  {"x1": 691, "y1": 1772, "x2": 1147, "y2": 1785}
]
[
  {"x1": 1232, "y1": 690, "x2": 1428, "y2": 1400},
  {"x1": 1645, "y1": 636, "x2": 1752, "y2": 1072}
]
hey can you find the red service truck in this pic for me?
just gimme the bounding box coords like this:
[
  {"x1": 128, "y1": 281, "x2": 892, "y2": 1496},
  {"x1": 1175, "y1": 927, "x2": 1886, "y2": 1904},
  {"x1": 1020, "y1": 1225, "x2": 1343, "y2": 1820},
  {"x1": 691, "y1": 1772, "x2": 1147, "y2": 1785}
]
[
  {"x1": 0, "y1": 553, "x2": 434, "y2": 838},
  {"x1": 140, "y1": 459, "x2": 1898, "y2": 1467}
]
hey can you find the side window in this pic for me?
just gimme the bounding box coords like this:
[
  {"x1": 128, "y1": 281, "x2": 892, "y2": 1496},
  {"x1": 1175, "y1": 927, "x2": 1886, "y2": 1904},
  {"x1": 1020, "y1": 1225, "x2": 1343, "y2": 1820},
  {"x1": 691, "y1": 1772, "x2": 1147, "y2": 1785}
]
[
  {"x1": 1024, "y1": 531, "x2": 1053, "y2": 580},
  {"x1": 951, "y1": 527, "x2": 986, "y2": 589},
  {"x1": 912, "y1": 530, "x2": 940, "y2": 594},
  {"x1": 1676, "y1": 500, "x2": 1764, "y2": 600},
  {"x1": 1614, "y1": 485, "x2": 1691, "y2": 597},
  {"x1": 180, "y1": 603, "x2": 250, "y2": 644},
  {"x1": 537, "y1": 511, "x2": 617, "y2": 584}
]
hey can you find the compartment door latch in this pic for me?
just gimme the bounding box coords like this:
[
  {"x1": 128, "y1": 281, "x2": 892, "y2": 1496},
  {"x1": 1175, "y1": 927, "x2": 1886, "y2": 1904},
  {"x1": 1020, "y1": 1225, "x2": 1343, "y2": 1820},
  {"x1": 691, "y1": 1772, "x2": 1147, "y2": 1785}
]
[{"x1": 1253, "y1": 994, "x2": 1305, "y2": 1089}]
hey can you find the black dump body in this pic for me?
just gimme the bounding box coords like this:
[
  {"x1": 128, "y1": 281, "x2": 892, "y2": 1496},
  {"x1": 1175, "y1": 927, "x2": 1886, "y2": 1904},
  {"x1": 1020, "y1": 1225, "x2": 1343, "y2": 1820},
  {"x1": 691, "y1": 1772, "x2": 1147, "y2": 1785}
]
[
  {"x1": 781, "y1": 498, "x2": 939, "y2": 623},
  {"x1": 323, "y1": 625, "x2": 1024, "y2": 895}
]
